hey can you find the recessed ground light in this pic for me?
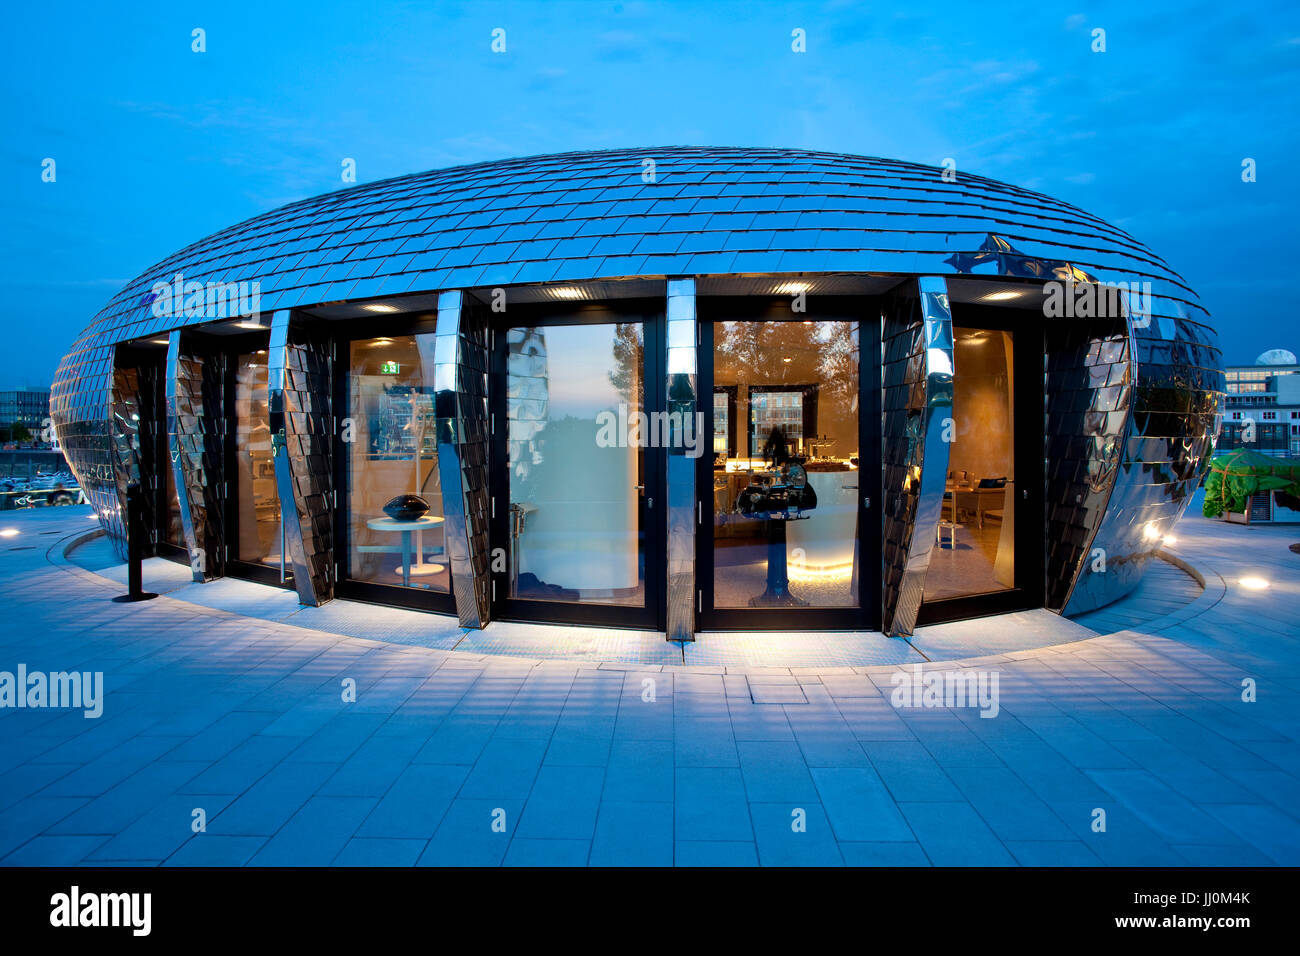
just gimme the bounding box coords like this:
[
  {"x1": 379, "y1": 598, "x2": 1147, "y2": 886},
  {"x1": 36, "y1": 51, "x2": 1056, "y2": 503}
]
[
  {"x1": 982, "y1": 291, "x2": 1022, "y2": 301},
  {"x1": 1239, "y1": 576, "x2": 1270, "y2": 590},
  {"x1": 362, "y1": 304, "x2": 399, "y2": 313},
  {"x1": 0, "y1": 529, "x2": 18, "y2": 538}
]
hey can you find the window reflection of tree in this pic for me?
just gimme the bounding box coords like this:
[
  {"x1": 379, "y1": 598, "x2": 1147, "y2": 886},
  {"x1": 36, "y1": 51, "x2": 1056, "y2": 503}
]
[{"x1": 714, "y1": 320, "x2": 858, "y2": 456}]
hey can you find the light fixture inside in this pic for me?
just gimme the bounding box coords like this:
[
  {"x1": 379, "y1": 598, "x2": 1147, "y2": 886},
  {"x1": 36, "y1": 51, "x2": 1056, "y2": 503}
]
[
  {"x1": 235, "y1": 320, "x2": 268, "y2": 329},
  {"x1": 0, "y1": 529, "x2": 18, "y2": 538},
  {"x1": 1239, "y1": 576, "x2": 1270, "y2": 590},
  {"x1": 1163, "y1": 535, "x2": 1177, "y2": 546},
  {"x1": 775, "y1": 281, "x2": 811, "y2": 295},
  {"x1": 551, "y1": 287, "x2": 584, "y2": 300},
  {"x1": 982, "y1": 290, "x2": 1022, "y2": 302},
  {"x1": 362, "y1": 303, "x2": 399, "y2": 313}
]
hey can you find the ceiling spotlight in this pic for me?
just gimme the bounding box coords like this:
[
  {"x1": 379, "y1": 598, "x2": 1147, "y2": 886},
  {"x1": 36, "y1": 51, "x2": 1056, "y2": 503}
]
[
  {"x1": 235, "y1": 320, "x2": 268, "y2": 329},
  {"x1": 982, "y1": 290, "x2": 1022, "y2": 301},
  {"x1": 149, "y1": 338, "x2": 170, "y2": 346},
  {"x1": 775, "y1": 281, "x2": 811, "y2": 295},
  {"x1": 551, "y1": 287, "x2": 585, "y2": 300},
  {"x1": 782, "y1": 357, "x2": 793, "y2": 363},
  {"x1": 1239, "y1": 576, "x2": 1270, "y2": 590},
  {"x1": 362, "y1": 303, "x2": 399, "y2": 313}
]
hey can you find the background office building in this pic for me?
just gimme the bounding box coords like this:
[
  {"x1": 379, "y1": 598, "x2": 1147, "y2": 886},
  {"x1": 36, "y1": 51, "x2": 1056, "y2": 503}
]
[
  {"x1": 51, "y1": 148, "x2": 1223, "y2": 640},
  {"x1": 1217, "y1": 349, "x2": 1300, "y2": 458},
  {"x1": 0, "y1": 386, "x2": 50, "y2": 438}
]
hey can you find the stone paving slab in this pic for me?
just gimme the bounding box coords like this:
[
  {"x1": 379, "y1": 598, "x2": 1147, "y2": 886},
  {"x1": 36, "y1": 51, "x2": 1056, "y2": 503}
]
[{"x1": 0, "y1": 505, "x2": 1296, "y2": 865}]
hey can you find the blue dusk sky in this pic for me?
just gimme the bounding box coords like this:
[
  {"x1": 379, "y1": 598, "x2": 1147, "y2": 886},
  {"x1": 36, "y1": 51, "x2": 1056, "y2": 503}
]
[{"x1": 2, "y1": 0, "x2": 1297, "y2": 388}]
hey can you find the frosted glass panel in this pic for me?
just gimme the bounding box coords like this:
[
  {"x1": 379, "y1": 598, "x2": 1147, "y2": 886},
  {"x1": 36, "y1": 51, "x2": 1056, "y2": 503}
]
[{"x1": 507, "y1": 323, "x2": 646, "y2": 606}]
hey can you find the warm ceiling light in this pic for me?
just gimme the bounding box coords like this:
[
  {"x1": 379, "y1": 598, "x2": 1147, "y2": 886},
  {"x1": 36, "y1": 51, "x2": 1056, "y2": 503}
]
[
  {"x1": 1239, "y1": 576, "x2": 1270, "y2": 590},
  {"x1": 551, "y1": 287, "x2": 584, "y2": 300},
  {"x1": 782, "y1": 357, "x2": 793, "y2": 363},
  {"x1": 149, "y1": 338, "x2": 170, "y2": 346},
  {"x1": 0, "y1": 529, "x2": 18, "y2": 537},
  {"x1": 235, "y1": 320, "x2": 267, "y2": 329},
  {"x1": 775, "y1": 281, "x2": 810, "y2": 295},
  {"x1": 982, "y1": 290, "x2": 1022, "y2": 301},
  {"x1": 362, "y1": 303, "x2": 399, "y2": 313}
]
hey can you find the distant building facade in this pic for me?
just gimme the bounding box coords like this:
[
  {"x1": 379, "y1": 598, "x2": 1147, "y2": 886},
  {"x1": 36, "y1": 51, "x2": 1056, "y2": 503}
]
[
  {"x1": 1218, "y1": 349, "x2": 1300, "y2": 458},
  {"x1": 0, "y1": 387, "x2": 50, "y2": 436}
]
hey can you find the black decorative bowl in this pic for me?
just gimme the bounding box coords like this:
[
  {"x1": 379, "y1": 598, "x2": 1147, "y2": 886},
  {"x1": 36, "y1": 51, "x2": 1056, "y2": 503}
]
[{"x1": 383, "y1": 494, "x2": 430, "y2": 522}]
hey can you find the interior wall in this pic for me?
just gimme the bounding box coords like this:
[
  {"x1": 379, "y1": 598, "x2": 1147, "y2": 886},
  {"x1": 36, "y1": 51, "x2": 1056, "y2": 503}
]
[{"x1": 949, "y1": 328, "x2": 1013, "y2": 483}]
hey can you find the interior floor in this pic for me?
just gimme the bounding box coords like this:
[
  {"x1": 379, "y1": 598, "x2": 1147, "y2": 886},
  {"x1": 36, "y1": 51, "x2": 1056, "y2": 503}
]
[{"x1": 924, "y1": 515, "x2": 1010, "y2": 602}]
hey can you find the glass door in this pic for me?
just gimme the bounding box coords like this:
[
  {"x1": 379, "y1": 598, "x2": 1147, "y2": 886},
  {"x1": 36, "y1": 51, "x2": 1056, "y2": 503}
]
[
  {"x1": 225, "y1": 338, "x2": 292, "y2": 587},
  {"x1": 697, "y1": 300, "x2": 878, "y2": 631},
  {"x1": 334, "y1": 314, "x2": 456, "y2": 615},
  {"x1": 490, "y1": 305, "x2": 665, "y2": 630},
  {"x1": 917, "y1": 310, "x2": 1044, "y2": 624}
]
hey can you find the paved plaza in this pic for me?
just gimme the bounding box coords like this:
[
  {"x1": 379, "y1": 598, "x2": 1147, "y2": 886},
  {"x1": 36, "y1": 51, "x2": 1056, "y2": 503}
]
[{"x1": 0, "y1": 504, "x2": 1297, "y2": 866}]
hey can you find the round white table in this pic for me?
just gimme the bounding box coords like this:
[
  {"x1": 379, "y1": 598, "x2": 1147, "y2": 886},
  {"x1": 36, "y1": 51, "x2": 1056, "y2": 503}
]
[{"x1": 365, "y1": 515, "x2": 445, "y2": 587}]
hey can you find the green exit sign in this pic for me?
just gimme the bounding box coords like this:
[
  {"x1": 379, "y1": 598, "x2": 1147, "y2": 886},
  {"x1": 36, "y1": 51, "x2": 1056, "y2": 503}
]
[{"x1": 380, "y1": 361, "x2": 400, "y2": 374}]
